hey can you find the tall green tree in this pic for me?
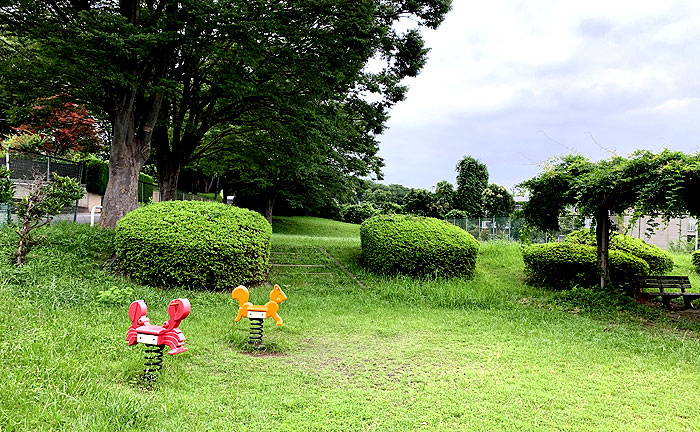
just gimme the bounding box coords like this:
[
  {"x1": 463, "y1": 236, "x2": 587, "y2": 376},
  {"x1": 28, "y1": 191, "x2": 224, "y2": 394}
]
[
  {"x1": 198, "y1": 94, "x2": 387, "y2": 222},
  {"x1": 403, "y1": 188, "x2": 439, "y2": 217},
  {"x1": 356, "y1": 181, "x2": 411, "y2": 206},
  {"x1": 153, "y1": 0, "x2": 451, "y2": 208},
  {"x1": 433, "y1": 180, "x2": 455, "y2": 217},
  {"x1": 0, "y1": 1, "x2": 451, "y2": 227},
  {"x1": 482, "y1": 183, "x2": 515, "y2": 217},
  {"x1": 0, "y1": 1, "x2": 201, "y2": 227},
  {"x1": 455, "y1": 156, "x2": 489, "y2": 216},
  {"x1": 519, "y1": 150, "x2": 700, "y2": 288}
]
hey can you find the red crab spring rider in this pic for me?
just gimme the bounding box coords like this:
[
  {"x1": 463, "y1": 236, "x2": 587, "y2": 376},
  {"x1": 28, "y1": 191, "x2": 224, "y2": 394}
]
[{"x1": 126, "y1": 298, "x2": 190, "y2": 373}]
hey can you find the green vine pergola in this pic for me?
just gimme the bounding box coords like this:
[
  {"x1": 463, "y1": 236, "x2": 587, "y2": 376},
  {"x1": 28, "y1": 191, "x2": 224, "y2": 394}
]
[{"x1": 519, "y1": 150, "x2": 700, "y2": 288}]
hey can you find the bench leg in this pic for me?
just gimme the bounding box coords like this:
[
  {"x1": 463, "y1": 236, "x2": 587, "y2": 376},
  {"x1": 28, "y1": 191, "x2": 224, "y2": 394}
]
[
  {"x1": 683, "y1": 298, "x2": 695, "y2": 309},
  {"x1": 636, "y1": 289, "x2": 647, "y2": 304},
  {"x1": 661, "y1": 297, "x2": 673, "y2": 310}
]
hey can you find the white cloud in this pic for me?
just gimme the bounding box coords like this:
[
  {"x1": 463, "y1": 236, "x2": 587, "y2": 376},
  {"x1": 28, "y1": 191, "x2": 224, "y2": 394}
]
[
  {"x1": 378, "y1": 0, "x2": 700, "y2": 190},
  {"x1": 647, "y1": 98, "x2": 700, "y2": 113}
]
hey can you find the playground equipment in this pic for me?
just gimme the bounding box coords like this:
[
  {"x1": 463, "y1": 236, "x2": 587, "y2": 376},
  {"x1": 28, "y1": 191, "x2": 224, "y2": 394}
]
[
  {"x1": 232, "y1": 285, "x2": 287, "y2": 347},
  {"x1": 126, "y1": 298, "x2": 190, "y2": 374}
]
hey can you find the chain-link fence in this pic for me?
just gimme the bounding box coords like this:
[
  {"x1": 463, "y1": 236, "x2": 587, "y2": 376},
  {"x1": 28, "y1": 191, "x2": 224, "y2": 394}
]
[
  {"x1": 445, "y1": 217, "x2": 515, "y2": 241},
  {"x1": 7, "y1": 150, "x2": 83, "y2": 183},
  {"x1": 446, "y1": 214, "x2": 592, "y2": 243},
  {"x1": 175, "y1": 190, "x2": 213, "y2": 202},
  {"x1": 4, "y1": 150, "x2": 84, "y2": 223}
]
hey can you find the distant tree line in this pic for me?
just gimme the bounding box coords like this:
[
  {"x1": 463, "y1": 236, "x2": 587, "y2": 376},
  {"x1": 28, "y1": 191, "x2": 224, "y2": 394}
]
[{"x1": 334, "y1": 155, "x2": 516, "y2": 224}]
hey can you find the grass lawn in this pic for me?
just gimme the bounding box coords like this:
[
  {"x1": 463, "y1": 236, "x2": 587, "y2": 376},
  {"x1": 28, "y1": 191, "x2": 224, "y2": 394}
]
[{"x1": 0, "y1": 216, "x2": 699, "y2": 431}]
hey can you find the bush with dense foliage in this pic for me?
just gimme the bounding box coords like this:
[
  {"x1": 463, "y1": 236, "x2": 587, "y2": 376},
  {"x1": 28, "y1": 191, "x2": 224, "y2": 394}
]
[
  {"x1": 360, "y1": 214, "x2": 479, "y2": 278},
  {"x1": 0, "y1": 166, "x2": 14, "y2": 204},
  {"x1": 15, "y1": 173, "x2": 84, "y2": 266},
  {"x1": 339, "y1": 202, "x2": 378, "y2": 224},
  {"x1": 85, "y1": 158, "x2": 155, "y2": 203},
  {"x1": 115, "y1": 201, "x2": 271, "y2": 289},
  {"x1": 565, "y1": 229, "x2": 673, "y2": 274},
  {"x1": 692, "y1": 250, "x2": 700, "y2": 274},
  {"x1": 522, "y1": 242, "x2": 649, "y2": 289},
  {"x1": 84, "y1": 158, "x2": 109, "y2": 195}
]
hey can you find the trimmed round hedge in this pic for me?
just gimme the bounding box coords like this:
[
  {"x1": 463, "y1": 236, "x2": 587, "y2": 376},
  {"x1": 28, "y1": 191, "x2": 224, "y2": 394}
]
[
  {"x1": 564, "y1": 229, "x2": 673, "y2": 274},
  {"x1": 522, "y1": 242, "x2": 650, "y2": 289},
  {"x1": 115, "y1": 201, "x2": 271, "y2": 289},
  {"x1": 360, "y1": 214, "x2": 479, "y2": 278}
]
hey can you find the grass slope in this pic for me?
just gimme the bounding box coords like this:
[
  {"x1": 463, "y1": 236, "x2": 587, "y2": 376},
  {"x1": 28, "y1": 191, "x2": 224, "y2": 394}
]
[{"x1": 0, "y1": 219, "x2": 698, "y2": 431}]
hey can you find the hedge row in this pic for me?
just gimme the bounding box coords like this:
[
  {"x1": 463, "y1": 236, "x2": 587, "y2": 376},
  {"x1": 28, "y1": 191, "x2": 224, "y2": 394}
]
[
  {"x1": 115, "y1": 201, "x2": 271, "y2": 289},
  {"x1": 522, "y1": 242, "x2": 649, "y2": 289},
  {"x1": 360, "y1": 214, "x2": 479, "y2": 278},
  {"x1": 84, "y1": 158, "x2": 155, "y2": 202},
  {"x1": 84, "y1": 159, "x2": 109, "y2": 195},
  {"x1": 564, "y1": 229, "x2": 673, "y2": 274}
]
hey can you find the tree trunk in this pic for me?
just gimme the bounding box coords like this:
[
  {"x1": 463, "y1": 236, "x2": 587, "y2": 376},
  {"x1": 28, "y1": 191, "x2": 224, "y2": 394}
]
[
  {"x1": 595, "y1": 207, "x2": 610, "y2": 288},
  {"x1": 99, "y1": 139, "x2": 146, "y2": 228},
  {"x1": 98, "y1": 92, "x2": 161, "y2": 228},
  {"x1": 157, "y1": 159, "x2": 181, "y2": 201},
  {"x1": 152, "y1": 121, "x2": 201, "y2": 202},
  {"x1": 264, "y1": 194, "x2": 276, "y2": 225}
]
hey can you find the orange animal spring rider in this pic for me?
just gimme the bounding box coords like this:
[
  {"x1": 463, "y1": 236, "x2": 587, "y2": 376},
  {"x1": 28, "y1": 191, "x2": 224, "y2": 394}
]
[{"x1": 231, "y1": 284, "x2": 287, "y2": 348}]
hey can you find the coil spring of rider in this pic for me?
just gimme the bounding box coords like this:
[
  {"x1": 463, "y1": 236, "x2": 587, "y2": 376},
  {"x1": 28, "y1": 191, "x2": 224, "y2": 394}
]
[
  {"x1": 143, "y1": 344, "x2": 165, "y2": 374},
  {"x1": 249, "y1": 317, "x2": 264, "y2": 347}
]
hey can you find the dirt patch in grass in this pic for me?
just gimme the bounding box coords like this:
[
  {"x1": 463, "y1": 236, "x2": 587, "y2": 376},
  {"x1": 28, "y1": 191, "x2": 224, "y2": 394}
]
[
  {"x1": 666, "y1": 306, "x2": 700, "y2": 322},
  {"x1": 239, "y1": 350, "x2": 289, "y2": 358},
  {"x1": 286, "y1": 336, "x2": 420, "y2": 385}
]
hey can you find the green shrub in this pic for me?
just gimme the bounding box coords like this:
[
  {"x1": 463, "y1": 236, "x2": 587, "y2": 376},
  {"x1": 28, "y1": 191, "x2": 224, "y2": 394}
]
[
  {"x1": 692, "y1": 250, "x2": 700, "y2": 273},
  {"x1": 522, "y1": 242, "x2": 649, "y2": 289},
  {"x1": 360, "y1": 214, "x2": 479, "y2": 278},
  {"x1": 340, "y1": 203, "x2": 377, "y2": 224},
  {"x1": 85, "y1": 159, "x2": 155, "y2": 202},
  {"x1": 565, "y1": 229, "x2": 673, "y2": 274},
  {"x1": 85, "y1": 159, "x2": 109, "y2": 195},
  {"x1": 379, "y1": 202, "x2": 402, "y2": 215},
  {"x1": 115, "y1": 201, "x2": 271, "y2": 289}
]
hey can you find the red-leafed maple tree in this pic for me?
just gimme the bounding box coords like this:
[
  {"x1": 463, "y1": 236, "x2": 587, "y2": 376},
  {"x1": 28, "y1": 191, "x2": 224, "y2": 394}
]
[{"x1": 11, "y1": 96, "x2": 103, "y2": 157}]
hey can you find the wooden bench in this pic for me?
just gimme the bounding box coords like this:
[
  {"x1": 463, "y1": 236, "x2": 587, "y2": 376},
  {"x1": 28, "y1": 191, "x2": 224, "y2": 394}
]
[{"x1": 627, "y1": 276, "x2": 700, "y2": 310}]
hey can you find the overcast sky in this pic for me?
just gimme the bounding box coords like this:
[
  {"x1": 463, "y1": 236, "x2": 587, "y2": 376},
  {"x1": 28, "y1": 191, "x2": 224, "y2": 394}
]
[{"x1": 377, "y1": 0, "x2": 700, "y2": 193}]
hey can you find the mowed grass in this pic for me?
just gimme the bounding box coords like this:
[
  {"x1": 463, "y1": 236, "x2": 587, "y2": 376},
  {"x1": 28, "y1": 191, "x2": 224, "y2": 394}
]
[{"x1": 0, "y1": 217, "x2": 699, "y2": 431}]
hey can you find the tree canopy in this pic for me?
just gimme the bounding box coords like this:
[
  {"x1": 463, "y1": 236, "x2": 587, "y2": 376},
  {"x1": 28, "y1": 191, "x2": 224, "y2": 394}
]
[
  {"x1": 482, "y1": 183, "x2": 515, "y2": 217},
  {"x1": 8, "y1": 96, "x2": 103, "y2": 157},
  {"x1": 0, "y1": 0, "x2": 452, "y2": 227}
]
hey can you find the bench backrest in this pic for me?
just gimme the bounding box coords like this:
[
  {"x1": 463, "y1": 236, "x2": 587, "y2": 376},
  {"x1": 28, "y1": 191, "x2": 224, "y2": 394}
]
[{"x1": 633, "y1": 276, "x2": 691, "y2": 293}]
